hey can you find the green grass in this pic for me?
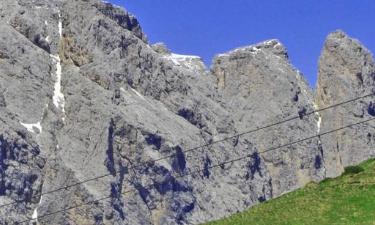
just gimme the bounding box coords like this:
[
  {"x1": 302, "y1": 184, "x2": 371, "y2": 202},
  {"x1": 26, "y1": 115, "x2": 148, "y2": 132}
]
[{"x1": 205, "y1": 159, "x2": 375, "y2": 225}]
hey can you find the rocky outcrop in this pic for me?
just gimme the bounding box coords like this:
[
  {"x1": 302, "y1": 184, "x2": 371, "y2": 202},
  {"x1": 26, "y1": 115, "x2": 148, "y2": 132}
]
[
  {"x1": 211, "y1": 39, "x2": 324, "y2": 197},
  {"x1": 315, "y1": 30, "x2": 375, "y2": 177},
  {"x1": 94, "y1": 1, "x2": 147, "y2": 43},
  {"x1": 0, "y1": 1, "x2": 374, "y2": 224}
]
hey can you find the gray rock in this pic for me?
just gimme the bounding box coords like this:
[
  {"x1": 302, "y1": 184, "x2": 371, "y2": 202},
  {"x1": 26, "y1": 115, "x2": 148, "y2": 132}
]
[
  {"x1": 0, "y1": 1, "x2": 374, "y2": 224},
  {"x1": 315, "y1": 30, "x2": 375, "y2": 177},
  {"x1": 211, "y1": 39, "x2": 324, "y2": 198}
]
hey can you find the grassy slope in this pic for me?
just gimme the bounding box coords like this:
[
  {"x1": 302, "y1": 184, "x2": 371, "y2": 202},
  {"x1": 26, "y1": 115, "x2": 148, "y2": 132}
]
[{"x1": 205, "y1": 159, "x2": 375, "y2": 225}]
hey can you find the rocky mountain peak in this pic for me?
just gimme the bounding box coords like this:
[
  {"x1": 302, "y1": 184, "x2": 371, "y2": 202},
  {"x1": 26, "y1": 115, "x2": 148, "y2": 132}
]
[
  {"x1": 322, "y1": 30, "x2": 373, "y2": 69},
  {"x1": 211, "y1": 39, "x2": 293, "y2": 93},
  {"x1": 315, "y1": 30, "x2": 375, "y2": 177},
  {"x1": 317, "y1": 30, "x2": 375, "y2": 106},
  {"x1": 214, "y1": 39, "x2": 288, "y2": 61},
  {"x1": 94, "y1": 0, "x2": 147, "y2": 42},
  {"x1": 0, "y1": 1, "x2": 374, "y2": 224}
]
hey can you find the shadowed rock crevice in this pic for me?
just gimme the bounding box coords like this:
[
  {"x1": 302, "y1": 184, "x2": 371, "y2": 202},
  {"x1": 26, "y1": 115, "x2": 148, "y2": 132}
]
[
  {"x1": 202, "y1": 155, "x2": 212, "y2": 178},
  {"x1": 103, "y1": 118, "x2": 141, "y2": 221},
  {"x1": 246, "y1": 152, "x2": 263, "y2": 180},
  {"x1": 368, "y1": 102, "x2": 375, "y2": 116},
  {"x1": 145, "y1": 133, "x2": 162, "y2": 150},
  {"x1": 171, "y1": 146, "x2": 186, "y2": 175},
  {"x1": 104, "y1": 118, "x2": 116, "y2": 176},
  {"x1": 177, "y1": 107, "x2": 205, "y2": 129},
  {"x1": 153, "y1": 173, "x2": 190, "y2": 195},
  {"x1": 314, "y1": 155, "x2": 322, "y2": 169}
]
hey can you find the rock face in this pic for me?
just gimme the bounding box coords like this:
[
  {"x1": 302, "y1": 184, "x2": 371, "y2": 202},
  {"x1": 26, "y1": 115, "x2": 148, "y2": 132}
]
[
  {"x1": 315, "y1": 30, "x2": 375, "y2": 177},
  {"x1": 211, "y1": 39, "x2": 324, "y2": 197},
  {"x1": 0, "y1": 1, "x2": 373, "y2": 225}
]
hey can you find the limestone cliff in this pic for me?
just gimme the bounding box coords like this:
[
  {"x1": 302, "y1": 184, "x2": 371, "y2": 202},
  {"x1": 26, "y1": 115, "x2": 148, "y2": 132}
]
[
  {"x1": 0, "y1": 1, "x2": 374, "y2": 225},
  {"x1": 315, "y1": 30, "x2": 375, "y2": 177}
]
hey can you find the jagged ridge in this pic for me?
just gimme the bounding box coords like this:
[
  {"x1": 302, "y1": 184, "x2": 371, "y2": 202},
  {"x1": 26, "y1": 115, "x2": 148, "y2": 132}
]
[{"x1": 0, "y1": 1, "x2": 374, "y2": 225}]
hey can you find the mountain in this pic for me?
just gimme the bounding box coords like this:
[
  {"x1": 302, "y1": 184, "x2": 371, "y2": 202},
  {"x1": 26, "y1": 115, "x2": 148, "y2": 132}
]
[
  {"x1": 316, "y1": 31, "x2": 375, "y2": 178},
  {"x1": 0, "y1": 1, "x2": 374, "y2": 224},
  {"x1": 205, "y1": 159, "x2": 375, "y2": 225}
]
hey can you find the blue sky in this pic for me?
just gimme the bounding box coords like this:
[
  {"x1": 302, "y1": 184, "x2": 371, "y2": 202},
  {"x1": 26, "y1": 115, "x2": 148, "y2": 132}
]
[{"x1": 110, "y1": 0, "x2": 375, "y2": 87}]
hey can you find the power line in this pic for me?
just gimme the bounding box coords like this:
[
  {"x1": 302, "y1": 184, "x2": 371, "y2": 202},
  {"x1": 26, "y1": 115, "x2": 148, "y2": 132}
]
[
  {"x1": 17, "y1": 117, "x2": 375, "y2": 224},
  {"x1": 2, "y1": 92, "x2": 374, "y2": 210}
]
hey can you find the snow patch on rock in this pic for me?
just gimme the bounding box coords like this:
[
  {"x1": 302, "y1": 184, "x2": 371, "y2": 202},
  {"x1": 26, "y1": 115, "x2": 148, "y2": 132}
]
[
  {"x1": 31, "y1": 195, "x2": 43, "y2": 224},
  {"x1": 20, "y1": 122, "x2": 42, "y2": 134},
  {"x1": 313, "y1": 103, "x2": 322, "y2": 133},
  {"x1": 163, "y1": 53, "x2": 205, "y2": 72},
  {"x1": 101, "y1": 0, "x2": 122, "y2": 8},
  {"x1": 218, "y1": 46, "x2": 261, "y2": 57},
  {"x1": 217, "y1": 39, "x2": 283, "y2": 58},
  {"x1": 31, "y1": 207, "x2": 38, "y2": 222},
  {"x1": 293, "y1": 70, "x2": 322, "y2": 134},
  {"x1": 58, "y1": 13, "x2": 62, "y2": 37},
  {"x1": 50, "y1": 12, "x2": 65, "y2": 121},
  {"x1": 164, "y1": 53, "x2": 200, "y2": 66},
  {"x1": 51, "y1": 54, "x2": 65, "y2": 113}
]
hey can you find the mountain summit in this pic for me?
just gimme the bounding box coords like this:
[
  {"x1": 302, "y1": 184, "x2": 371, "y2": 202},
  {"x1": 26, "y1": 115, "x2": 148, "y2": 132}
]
[{"x1": 0, "y1": 1, "x2": 374, "y2": 224}]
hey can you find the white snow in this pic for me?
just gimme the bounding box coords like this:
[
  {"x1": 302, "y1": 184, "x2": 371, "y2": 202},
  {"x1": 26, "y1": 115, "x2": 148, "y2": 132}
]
[
  {"x1": 216, "y1": 40, "x2": 283, "y2": 58},
  {"x1": 50, "y1": 12, "x2": 65, "y2": 121},
  {"x1": 32, "y1": 207, "x2": 38, "y2": 220},
  {"x1": 217, "y1": 46, "x2": 261, "y2": 58},
  {"x1": 19, "y1": 104, "x2": 47, "y2": 134},
  {"x1": 20, "y1": 122, "x2": 42, "y2": 134},
  {"x1": 170, "y1": 53, "x2": 200, "y2": 59},
  {"x1": 31, "y1": 195, "x2": 43, "y2": 224},
  {"x1": 163, "y1": 53, "x2": 206, "y2": 72},
  {"x1": 217, "y1": 53, "x2": 229, "y2": 57},
  {"x1": 163, "y1": 53, "x2": 200, "y2": 66},
  {"x1": 51, "y1": 55, "x2": 65, "y2": 117},
  {"x1": 317, "y1": 115, "x2": 322, "y2": 133},
  {"x1": 293, "y1": 70, "x2": 322, "y2": 134},
  {"x1": 313, "y1": 103, "x2": 322, "y2": 133},
  {"x1": 58, "y1": 13, "x2": 63, "y2": 37},
  {"x1": 238, "y1": 46, "x2": 260, "y2": 54},
  {"x1": 101, "y1": 0, "x2": 122, "y2": 8}
]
